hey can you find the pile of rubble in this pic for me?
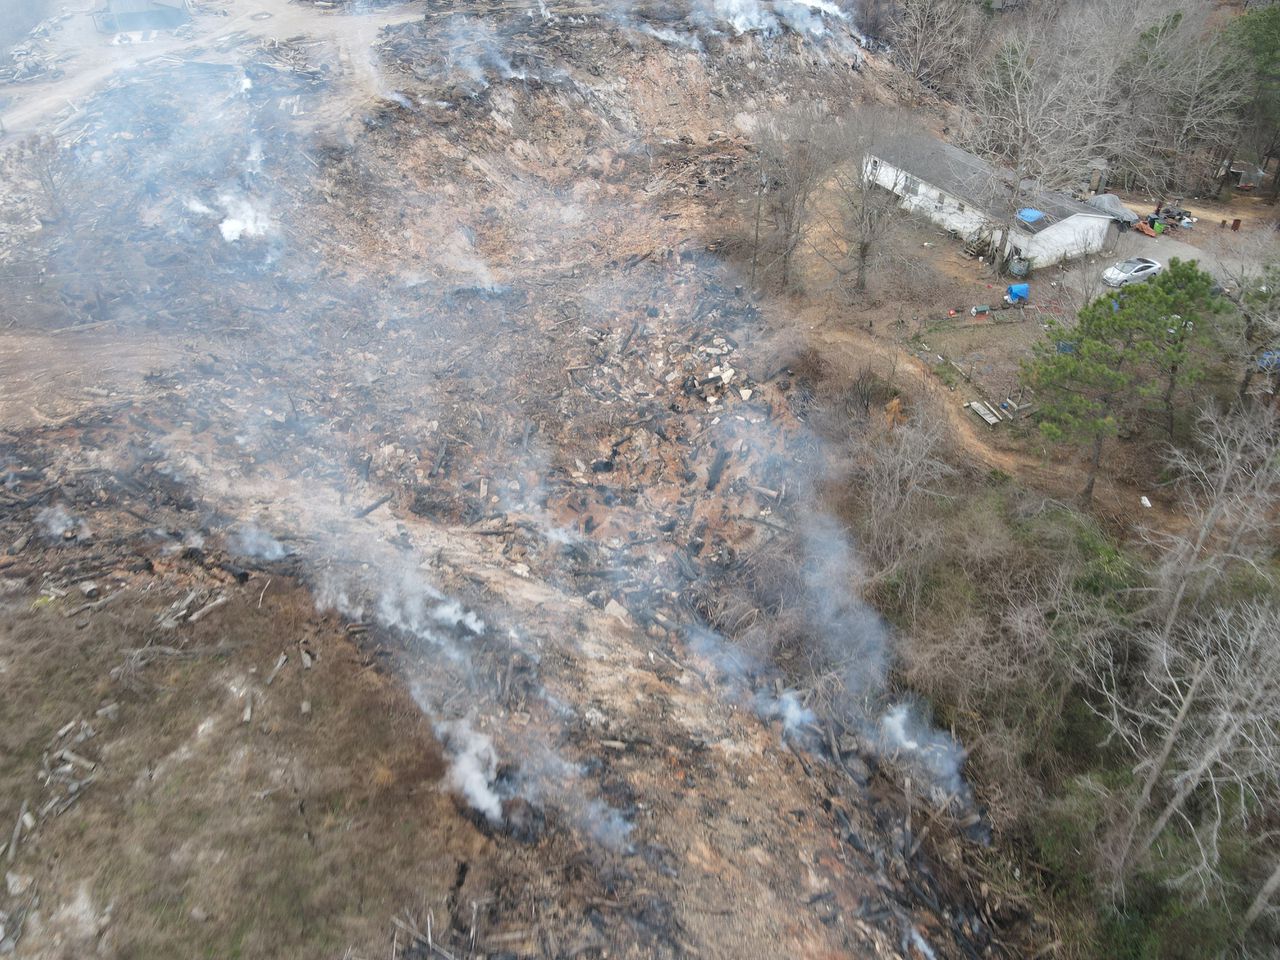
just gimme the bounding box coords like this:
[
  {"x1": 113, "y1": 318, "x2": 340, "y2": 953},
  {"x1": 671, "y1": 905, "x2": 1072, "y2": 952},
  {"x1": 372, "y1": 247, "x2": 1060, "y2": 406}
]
[{"x1": 0, "y1": 14, "x2": 68, "y2": 84}]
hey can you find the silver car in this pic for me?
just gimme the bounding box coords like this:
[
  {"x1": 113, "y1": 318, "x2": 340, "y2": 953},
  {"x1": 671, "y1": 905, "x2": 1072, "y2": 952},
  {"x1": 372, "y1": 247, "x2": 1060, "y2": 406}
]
[{"x1": 1102, "y1": 257, "x2": 1162, "y2": 287}]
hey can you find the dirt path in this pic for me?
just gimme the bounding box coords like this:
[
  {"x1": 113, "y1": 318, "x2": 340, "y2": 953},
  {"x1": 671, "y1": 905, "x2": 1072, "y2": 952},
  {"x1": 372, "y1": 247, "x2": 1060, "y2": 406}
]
[
  {"x1": 804, "y1": 312, "x2": 1186, "y2": 529},
  {"x1": 0, "y1": 328, "x2": 190, "y2": 429}
]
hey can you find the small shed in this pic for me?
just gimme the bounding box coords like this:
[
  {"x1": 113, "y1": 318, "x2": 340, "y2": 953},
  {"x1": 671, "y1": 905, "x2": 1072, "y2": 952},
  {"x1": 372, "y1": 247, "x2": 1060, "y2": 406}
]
[
  {"x1": 1225, "y1": 162, "x2": 1267, "y2": 191},
  {"x1": 1085, "y1": 193, "x2": 1139, "y2": 226}
]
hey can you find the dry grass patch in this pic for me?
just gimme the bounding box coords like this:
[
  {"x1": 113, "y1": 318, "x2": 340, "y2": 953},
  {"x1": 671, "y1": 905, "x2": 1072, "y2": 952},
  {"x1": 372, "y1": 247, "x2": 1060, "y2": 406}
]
[{"x1": 0, "y1": 580, "x2": 505, "y2": 960}]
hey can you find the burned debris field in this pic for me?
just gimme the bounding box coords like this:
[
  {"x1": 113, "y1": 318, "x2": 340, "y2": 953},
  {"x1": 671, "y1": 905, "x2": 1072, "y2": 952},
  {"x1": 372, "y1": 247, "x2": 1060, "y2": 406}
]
[
  {"x1": 0, "y1": 6, "x2": 1004, "y2": 957},
  {"x1": 2, "y1": 1, "x2": 1279, "y2": 959}
]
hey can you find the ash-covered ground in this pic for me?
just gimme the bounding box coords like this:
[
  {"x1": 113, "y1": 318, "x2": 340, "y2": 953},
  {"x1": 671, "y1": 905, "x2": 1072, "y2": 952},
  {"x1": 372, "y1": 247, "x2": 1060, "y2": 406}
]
[{"x1": 0, "y1": 2, "x2": 1035, "y2": 957}]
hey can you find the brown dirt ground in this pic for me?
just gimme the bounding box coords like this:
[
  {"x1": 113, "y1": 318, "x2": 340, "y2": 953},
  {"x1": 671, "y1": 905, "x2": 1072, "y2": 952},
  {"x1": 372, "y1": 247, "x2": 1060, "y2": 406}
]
[{"x1": 0, "y1": 580, "x2": 516, "y2": 959}]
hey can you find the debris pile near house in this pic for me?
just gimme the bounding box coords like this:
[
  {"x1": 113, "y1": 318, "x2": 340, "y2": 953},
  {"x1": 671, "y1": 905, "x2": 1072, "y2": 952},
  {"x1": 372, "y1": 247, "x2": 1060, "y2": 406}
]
[{"x1": 0, "y1": 14, "x2": 69, "y2": 84}]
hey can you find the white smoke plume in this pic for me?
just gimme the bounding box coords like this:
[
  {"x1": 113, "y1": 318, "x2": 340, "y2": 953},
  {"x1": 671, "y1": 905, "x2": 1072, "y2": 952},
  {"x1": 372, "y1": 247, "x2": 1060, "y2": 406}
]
[
  {"x1": 637, "y1": 23, "x2": 705, "y2": 52},
  {"x1": 756, "y1": 689, "x2": 817, "y2": 737},
  {"x1": 706, "y1": 0, "x2": 776, "y2": 34},
  {"x1": 436, "y1": 718, "x2": 503, "y2": 823},
  {"x1": 229, "y1": 524, "x2": 287, "y2": 561},
  {"x1": 877, "y1": 702, "x2": 970, "y2": 802},
  {"x1": 216, "y1": 193, "x2": 272, "y2": 243},
  {"x1": 36, "y1": 505, "x2": 90, "y2": 541},
  {"x1": 430, "y1": 599, "x2": 487, "y2": 636},
  {"x1": 440, "y1": 16, "x2": 528, "y2": 87}
]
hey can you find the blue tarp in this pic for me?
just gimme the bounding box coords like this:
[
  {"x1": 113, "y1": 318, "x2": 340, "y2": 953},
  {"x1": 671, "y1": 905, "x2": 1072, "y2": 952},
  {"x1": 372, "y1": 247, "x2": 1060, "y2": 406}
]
[
  {"x1": 1007, "y1": 283, "x2": 1030, "y2": 303},
  {"x1": 1017, "y1": 208, "x2": 1046, "y2": 223}
]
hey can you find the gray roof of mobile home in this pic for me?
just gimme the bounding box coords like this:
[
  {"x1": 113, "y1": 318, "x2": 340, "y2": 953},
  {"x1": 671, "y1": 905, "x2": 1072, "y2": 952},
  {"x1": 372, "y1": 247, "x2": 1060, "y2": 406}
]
[{"x1": 867, "y1": 132, "x2": 1105, "y2": 223}]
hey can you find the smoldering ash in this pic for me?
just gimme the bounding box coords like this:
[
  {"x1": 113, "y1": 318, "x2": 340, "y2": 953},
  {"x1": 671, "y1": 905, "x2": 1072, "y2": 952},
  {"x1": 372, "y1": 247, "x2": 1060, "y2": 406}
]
[{"x1": 25, "y1": 0, "x2": 974, "y2": 855}]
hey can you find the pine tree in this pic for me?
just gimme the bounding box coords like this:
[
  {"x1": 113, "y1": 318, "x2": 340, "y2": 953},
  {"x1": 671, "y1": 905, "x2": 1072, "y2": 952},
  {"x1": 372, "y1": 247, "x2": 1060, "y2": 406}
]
[
  {"x1": 1022, "y1": 259, "x2": 1225, "y2": 503},
  {"x1": 1134, "y1": 259, "x2": 1225, "y2": 441}
]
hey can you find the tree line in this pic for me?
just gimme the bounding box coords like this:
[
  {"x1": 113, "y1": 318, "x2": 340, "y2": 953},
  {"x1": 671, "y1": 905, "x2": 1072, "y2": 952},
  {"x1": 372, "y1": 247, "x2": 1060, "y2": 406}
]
[
  {"x1": 863, "y1": 0, "x2": 1280, "y2": 200},
  {"x1": 830, "y1": 387, "x2": 1280, "y2": 957}
]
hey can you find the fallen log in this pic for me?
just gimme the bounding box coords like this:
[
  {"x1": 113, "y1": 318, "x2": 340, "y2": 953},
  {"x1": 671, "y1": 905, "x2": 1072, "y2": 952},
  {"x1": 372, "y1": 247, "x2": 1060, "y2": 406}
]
[
  {"x1": 265, "y1": 652, "x2": 288, "y2": 686},
  {"x1": 705, "y1": 447, "x2": 731, "y2": 491},
  {"x1": 352, "y1": 493, "x2": 393, "y2": 518},
  {"x1": 187, "y1": 595, "x2": 228, "y2": 623}
]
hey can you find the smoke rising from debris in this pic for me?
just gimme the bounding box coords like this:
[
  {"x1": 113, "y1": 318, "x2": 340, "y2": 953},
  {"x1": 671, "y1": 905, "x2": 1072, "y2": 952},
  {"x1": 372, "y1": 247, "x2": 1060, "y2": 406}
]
[
  {"x1": 6, "y1": 0, "x2": 972, "y2": 852},
  {"x1": 879, "y1": 703, "x2": 970, "y2": 801},
  {"x1": 214, "y1": 194, "x2": 273, "y2": 244},
  {"x1": 435, "y1": 718, "x2": 503, "y2": 823},
  {"x1": 229, "y1": 524, "x2": 288, "y2": 562},
  {"x1": 35, "y1": 505, "x2": 89, "y2": 542}
]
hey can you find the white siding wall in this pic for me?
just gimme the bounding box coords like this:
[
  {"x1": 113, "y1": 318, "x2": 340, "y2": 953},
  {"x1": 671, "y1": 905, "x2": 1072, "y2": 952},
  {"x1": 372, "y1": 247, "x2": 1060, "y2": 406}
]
[
  {"x1": 864, "y1": 154, "x2": 1113, "y2": 268},
  {"x1": 864, "y1": 157, "x2": 988, "y2": 238}
]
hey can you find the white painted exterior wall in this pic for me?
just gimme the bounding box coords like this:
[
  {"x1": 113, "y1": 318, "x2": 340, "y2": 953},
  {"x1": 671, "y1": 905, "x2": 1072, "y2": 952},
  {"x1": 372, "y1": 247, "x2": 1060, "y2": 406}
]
[
  {"x1": 863, "y1": 154, "x2": 1113, "y2": 268},
  {"x1": 864, "y1": 155, "x2": 988, "y2": 237},
  {"x1": 1018, "y1": 215, "x2": 1112, "y2": 266}
]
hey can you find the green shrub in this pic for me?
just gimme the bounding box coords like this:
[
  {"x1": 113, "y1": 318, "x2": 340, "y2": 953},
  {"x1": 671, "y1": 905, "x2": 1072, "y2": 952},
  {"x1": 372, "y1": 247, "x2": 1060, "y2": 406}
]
[
  {"x1": 1072, "y1": 524, "x2": 1138, "y2": 598},
  {"x1": 1098, "y1": 883, "x2": 1235, "y2": 960},
  {"x1": 1051, "y1": 695, "x2": 1116, "y2": 772},
  {"x1": 1033, "y1": 775, "x2": 1106, "y2": 900}
]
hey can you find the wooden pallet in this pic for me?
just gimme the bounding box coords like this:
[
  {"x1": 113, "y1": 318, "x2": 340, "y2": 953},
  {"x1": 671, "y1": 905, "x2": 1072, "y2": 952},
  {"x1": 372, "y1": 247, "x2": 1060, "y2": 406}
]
[{"x1": 964, "y1": 400, "x2": 1002, "y2": 425}]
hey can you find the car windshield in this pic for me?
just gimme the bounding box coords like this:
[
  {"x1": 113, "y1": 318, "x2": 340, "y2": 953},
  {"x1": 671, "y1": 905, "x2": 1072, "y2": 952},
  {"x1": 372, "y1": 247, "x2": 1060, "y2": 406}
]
[{"x1": 1117, "y1": 262, "x2": 1139, "y2": 273}]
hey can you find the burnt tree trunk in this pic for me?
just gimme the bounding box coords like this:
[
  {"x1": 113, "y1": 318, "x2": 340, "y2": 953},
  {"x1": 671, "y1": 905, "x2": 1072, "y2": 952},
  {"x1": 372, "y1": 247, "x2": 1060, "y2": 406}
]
[{"x1": 1081, "y1": 431, "x2": 1105, "y2": 505}]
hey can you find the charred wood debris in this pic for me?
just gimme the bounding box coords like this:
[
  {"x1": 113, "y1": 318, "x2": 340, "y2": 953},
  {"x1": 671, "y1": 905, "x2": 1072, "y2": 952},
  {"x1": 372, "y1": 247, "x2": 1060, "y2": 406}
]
[
  {"x1": 0, "y1": 12, "x2": 1044, "y2": 960},
  {"x1": 0, "y1": 284, "x2": 1035, "y2": 958},
  {"x1": 0, "y1": 14, "x2": 73, "y2": 86}
]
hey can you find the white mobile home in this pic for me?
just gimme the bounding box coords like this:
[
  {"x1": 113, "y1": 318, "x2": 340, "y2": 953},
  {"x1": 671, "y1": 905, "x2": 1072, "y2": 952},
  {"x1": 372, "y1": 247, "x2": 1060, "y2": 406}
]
[{"x1": 864, "y1": 133, "x2": 1115, "y2": 269}]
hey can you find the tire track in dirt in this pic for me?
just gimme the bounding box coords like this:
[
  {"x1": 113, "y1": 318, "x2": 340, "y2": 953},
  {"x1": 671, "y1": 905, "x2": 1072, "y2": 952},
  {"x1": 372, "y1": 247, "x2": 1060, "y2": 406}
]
[{"x1": 805, "y1": 320, "x2": 1186, "y2": 533}]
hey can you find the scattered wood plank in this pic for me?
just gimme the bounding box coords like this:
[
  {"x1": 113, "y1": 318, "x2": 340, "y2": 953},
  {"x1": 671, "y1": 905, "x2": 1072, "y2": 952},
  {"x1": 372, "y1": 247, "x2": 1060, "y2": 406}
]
[
  {"x1": 963, "y1": 400, "x2": 1001, "y2": 426},
  {"x1": 58, "y1": 749, "x2": 96, "y2": 772},
  {"x1": 7, "y1": 799, "x2": 28, "y2": 863},
  {"x1": 265, "y1": 653, "x2": 288, "y2": 686}
]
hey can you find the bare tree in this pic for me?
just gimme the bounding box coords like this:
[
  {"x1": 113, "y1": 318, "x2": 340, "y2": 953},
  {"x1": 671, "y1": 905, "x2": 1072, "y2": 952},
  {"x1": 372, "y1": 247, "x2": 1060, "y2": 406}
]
[
  {"x1": 1244, "y1": 849, "x2": 1280, "y2": 935},
  {"x1": 3, "y1": 134, "x2": 74, "y2": 224},
  {"x1": 1146, "y1": 404, "x2": 1280, "y2": 644},
  {"x1": 752, "y1": 107, "x2": 835, "y2": 292},
  {"x1": 1105, "y1": 2, "x2": 1242, "y2": 192},
  {"x1": 887, "y1": 0, "x2": 981, "y2": 100},
  {"x1": 807, "y1": 109, "x2": 910, "y2": 296},
  {"x1": 844, "y1": 414, "x2": 955, "y2": 611},
  {"x1": 1094, "y1": 600, "x2": 1280, "y2": 895},
  {"x1": 854, "y1": 0, "x2": 894, "y2": 38},
  {"x1": 1211, "y1": 233, "x2": 1280, "y2": 405},
  {"x1": 959, "y1": 0, "x2": 1241, "y2": 252},
  {"x1": 958, "y1": 28, "x2": 1111, "y2": 269}
]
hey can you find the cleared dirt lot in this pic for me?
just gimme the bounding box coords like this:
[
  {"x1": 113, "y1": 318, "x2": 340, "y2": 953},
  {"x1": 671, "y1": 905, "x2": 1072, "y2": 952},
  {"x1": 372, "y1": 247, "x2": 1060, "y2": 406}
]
[{"x1": 0, "y1": 580, "x2": 484, "y2": 959}]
